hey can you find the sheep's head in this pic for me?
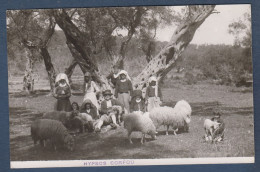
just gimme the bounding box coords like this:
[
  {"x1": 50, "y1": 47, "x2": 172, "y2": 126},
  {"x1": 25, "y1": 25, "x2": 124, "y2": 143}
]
[
  {"x1": 64, "y1": 134, "x2": 75, "y2": 151},
  {"x1": 112, "y1": 106, "x2": 122, "y2": 114},
  {"x1": 107, "y1": 107, "x2": 117, "y2": 116},
  {"x1": 184, "y1": 114, "x2": 191, "y2": 124},
  {"x1": 213, "y1": 121, "x2": 221, "y2": 130},
  {"x1": 148, "y1": 130, "x2": 157, "y2": 140}
]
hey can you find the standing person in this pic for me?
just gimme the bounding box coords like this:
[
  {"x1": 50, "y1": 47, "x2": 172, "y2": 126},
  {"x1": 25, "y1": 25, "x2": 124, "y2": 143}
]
[
  {"x1": 130, "y1": 89, "x2": 146, "y2": 113},
  {"x1": 106, "y1": 66, "x2": 121, "y2": 91},
  {"x1": 53, "y1": 73, "x2": 72, "y2": 112},
  {"x1": 145, "y1": 76, "x2": 163, "y2": 112},
  {"x1": 83, "y1": 71, "x2": 101, "y2": 111},
  {"x1": 114, "y1": 70, "x2": 133, "y2": 112}
]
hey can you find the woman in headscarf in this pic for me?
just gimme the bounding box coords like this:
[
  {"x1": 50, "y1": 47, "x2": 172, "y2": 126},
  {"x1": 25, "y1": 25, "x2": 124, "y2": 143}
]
[
  {"x1": 145, "y1": 76, "x2": 163, "y2": 112},
  {"x1": 80, "y1": 99, "x2": 99, "y2": 120},
  {"x1": 53, "y1": 73, "x2": 72, "y2": 112},
  {"x1": 83, "y1": 71, "x2": 101, "y2": 111},
  {"x1": 114, "y1": 70, "x2": 133, "y2": 112}
]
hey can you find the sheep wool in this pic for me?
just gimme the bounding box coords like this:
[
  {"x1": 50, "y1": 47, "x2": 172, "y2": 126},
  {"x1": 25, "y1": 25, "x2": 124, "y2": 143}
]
[
  {"x1": 149, "y1": 100, "x2": 192, "y2": 135},
  {"x1": 42, "y1": 111, "x2": 71, "y2": 128},
  {"x1": 124, "y1": 113, "x2": 157, "y2": 144},
  {"x1": 31, "y1": 119, "x2": 75, "y2": 151},
  {"x1": 78, "y1": 113, "x2": 94, "y2": 132}
]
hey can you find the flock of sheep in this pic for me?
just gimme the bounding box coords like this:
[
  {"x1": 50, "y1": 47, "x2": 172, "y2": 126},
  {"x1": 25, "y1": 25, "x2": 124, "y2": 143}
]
[{"x1": 30, "y1": 100, "x2": 224, "y2": 151}]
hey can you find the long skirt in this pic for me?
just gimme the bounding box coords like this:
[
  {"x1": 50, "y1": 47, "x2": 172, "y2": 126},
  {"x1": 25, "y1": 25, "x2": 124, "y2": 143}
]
[
  {"x1": 118, "y1": 93, "x2": 130, "y2": 112},
  {"x1": 55, "y1": 98, "x2": 72, "y2": 112},
  {"x1": 147, "y1": 97, "x2": 161, "y2": 112},
  {"x1": 83, "y1": 92, "x2": 100, "y2": 110}
]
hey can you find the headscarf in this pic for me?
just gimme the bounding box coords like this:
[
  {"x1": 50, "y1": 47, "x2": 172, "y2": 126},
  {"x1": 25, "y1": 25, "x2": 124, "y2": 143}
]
[
  {"x1": 55, "y1": 73, "x2": 70, "y2": 87},
  {"x1": 80, "y1": 99, "x2": 96, "y2": 112},
  {"x1": 114, "y1": 70, "x2": 131, "y2": 81},
  {"x1": 148, "y1": 76, "x2": 158, "y2": 97}
]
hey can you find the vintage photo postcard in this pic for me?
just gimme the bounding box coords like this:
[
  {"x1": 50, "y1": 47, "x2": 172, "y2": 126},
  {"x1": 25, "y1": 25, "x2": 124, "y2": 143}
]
[{"x1": 7, "y1": 4, "x2": 254, "y2": 169}]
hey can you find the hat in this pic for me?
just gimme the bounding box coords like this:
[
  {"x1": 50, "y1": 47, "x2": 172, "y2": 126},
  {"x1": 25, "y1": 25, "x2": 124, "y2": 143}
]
[
  {"x1": 132, "y1": 89, "x2": 143, "y2": 98},
  {"x1": 149, "y1": 76, "x2": 157, "y2": 83},
  {"x1": 103, "y1": 90, "x2": 113, "y2": 96},
  {"x1": 55, "y1": 73, "x2": 70, "y2": 86},
  {"x1": 114, "y1": 70, "x2": 131, "y2": 81},
  {"x1": 84, "y1": 71, "x2": 91, "y2": 77},
  {"x1": 82, "y1": 99, "x2": 93, "y2": 108}
]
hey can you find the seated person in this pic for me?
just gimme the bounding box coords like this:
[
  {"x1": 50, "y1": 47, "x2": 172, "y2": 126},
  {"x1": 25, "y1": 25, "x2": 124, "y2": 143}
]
[
  {"x1": 100, "y1": 90, "x2": 124, "y2": 115},
  {"x1": 80, "y1": 99, "x2": 99, "y2": 120},
  {"x1": 71, "y1": 102, "x2": 80, "y2": 118},
  {"x1": 94, "y1": 107, "x2": 118, "y2": 132},
  {"x1": 130, "y1": 89, "x2": 146, "y2": 113},
  {"x1": 94, "y1": 90, "x2": 124, "y2": 132}
]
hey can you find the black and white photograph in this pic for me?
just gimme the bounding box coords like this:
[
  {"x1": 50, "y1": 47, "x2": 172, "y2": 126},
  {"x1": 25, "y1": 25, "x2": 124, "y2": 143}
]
[{"x1": 7, "y1": 4, "x2": 254, "y2": 168}]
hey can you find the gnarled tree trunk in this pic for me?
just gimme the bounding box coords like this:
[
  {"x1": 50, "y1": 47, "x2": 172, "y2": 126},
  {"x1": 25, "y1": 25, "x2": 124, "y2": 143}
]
[
  {"x1": 52, "y1": 9, "x2": 98, "y2": 73},
  {"x1": 65, "y1": 59, "x2": 78, "y2": 83},
  {"x1": 23, "y1": 48, "x2": 35, "y2": 94},
  {"x1": 40, "y1": 47, "x2": 56, "y2": 91},
  {"x1": 133, "y1": 5, "x2": 216, "y2": 91}
]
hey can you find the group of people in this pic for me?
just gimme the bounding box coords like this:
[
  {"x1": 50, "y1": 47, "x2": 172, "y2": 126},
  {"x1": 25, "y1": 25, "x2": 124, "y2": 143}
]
[{"x1": 52, "y1": 66, "x2": 163, "y2": 131}]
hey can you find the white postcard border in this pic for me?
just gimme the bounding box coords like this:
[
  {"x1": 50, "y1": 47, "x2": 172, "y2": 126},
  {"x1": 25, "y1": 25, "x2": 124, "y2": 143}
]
[{"x1": 10, "y1": 157, "x2": 255, "y2": 169}]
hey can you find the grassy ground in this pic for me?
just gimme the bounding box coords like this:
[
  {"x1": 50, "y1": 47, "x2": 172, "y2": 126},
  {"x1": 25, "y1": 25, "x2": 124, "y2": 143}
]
[{"x1": 9, "y1": 81, "x2": 254, "y2": 161}]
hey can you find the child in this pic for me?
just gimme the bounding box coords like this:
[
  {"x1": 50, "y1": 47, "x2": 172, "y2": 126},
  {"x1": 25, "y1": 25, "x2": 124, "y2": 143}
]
[
  {"x1": 130, "y1": 89, "x2": 146, "y2": 113},
  {"x1": 53, "y1": 73, "x2": 72, "y2": 112},
  {"x1": 211, "y1": 111, "x2": 225, "y2": 142},
  {"x1": 94, "y1": 90, "x2": 124, "y2": 131},
  {"x1": 145, "y1": 76, "x2": 162, "y2": 112},
  {"x1": 71, "y1": 102, "x2": 80, "y2": 118},
  {"x1": 114, "y1": 70, "x2": 133, "y2": 112},
  {"x1": 80, "y1": 99, "x2": 99, "y2": 120},
  {"x1": 83, "y1": 71, "x2": 101, "y2": 113}
]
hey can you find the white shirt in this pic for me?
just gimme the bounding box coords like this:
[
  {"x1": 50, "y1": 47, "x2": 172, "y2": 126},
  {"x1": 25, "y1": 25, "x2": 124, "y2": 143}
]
[{"x1": 106, "y1": 100, "x2": 112, "y2": 108}]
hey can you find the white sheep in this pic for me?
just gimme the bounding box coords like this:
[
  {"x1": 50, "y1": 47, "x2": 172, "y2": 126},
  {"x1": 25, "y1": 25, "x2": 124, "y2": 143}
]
[
  {"x1": 149, "y1": 100, "x2": 192, "y2": 135},
  {"x1": 123, "y1": 113, "x2": 157, "y2": 144},
  {"x1": 203, "y1": 119, "x2": 221, "y2": 142}
]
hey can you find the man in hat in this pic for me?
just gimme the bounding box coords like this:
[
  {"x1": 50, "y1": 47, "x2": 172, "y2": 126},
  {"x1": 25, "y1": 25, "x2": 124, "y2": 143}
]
[
  {"x1": 130, "y1": 89, "x2": 146, "y2": 113},
  {"x1": 92, "y1": 90, "x2": 124, "y2": 132},
  {"x1": 100, "y1": 90, "x2": 124, "y2": 115}
]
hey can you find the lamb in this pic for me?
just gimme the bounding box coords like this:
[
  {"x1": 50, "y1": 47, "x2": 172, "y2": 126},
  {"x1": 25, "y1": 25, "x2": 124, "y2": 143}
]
[
  {"x1": 31, "y1": 119, "x2": 75, "y2": 151},
  {"x1": 123, "y1": 113, "x2": 157, "y2": 144},
  {"x1": 110, "y1": 105, "x2": 124, "y2": 124},
  {"x1": 77, "y1": 113, "x2": 94, "y2": 132},
  {"x1": 42, "y1": 111, "x2": 71, "y2": 128},
  {"x1": 149, "y1": 100, "x2": 192, "y2": 135},
  {"x1": 203, "y1": 119, "x2": 221, "y2": 142}
]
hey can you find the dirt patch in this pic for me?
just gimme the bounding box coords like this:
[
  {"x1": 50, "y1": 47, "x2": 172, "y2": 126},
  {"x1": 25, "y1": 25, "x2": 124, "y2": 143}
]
[{"x1": 9, "y1": 83, "x2": 254, "y2": 161}]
